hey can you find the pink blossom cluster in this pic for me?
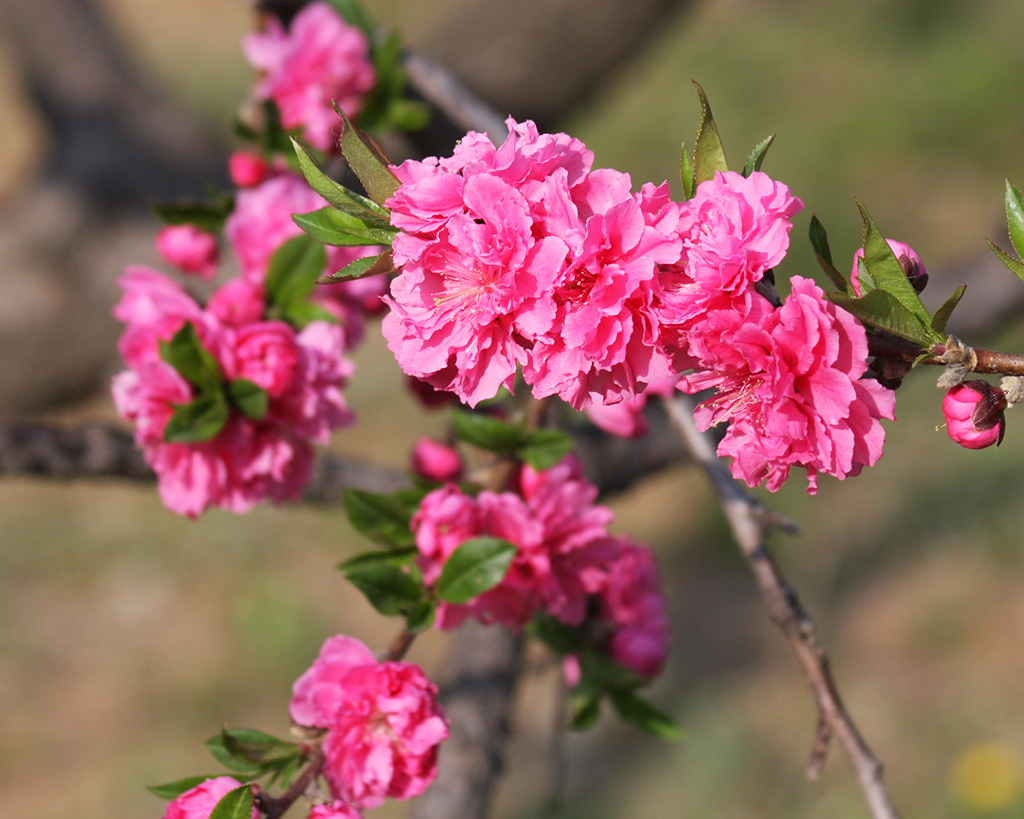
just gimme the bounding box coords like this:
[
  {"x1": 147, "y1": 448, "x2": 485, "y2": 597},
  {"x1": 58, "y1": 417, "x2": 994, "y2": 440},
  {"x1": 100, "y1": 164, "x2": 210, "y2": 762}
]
[
  {"x1": 383, "y1": 119, "x2": 896, "y2": 491},
  {"x1": 411, "y1": 458, "x2": 670, "y2": 679},
  {"x1": 244, "y1": 1, "x2": 375, "y2": 152},
  {"x1": 112, "y1": 267, "x2": 354, "y2": 517},
  {"x1": 290, "y1": 635, "x2": 449, "y2": 810}
]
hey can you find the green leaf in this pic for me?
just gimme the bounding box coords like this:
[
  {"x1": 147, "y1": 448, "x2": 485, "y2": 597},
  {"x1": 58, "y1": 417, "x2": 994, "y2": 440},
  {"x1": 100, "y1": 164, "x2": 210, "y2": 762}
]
[
  {"x1": 325, "y1": 0, "x2": 373, "y2": 36},
  {"x1": 208, "y1": 785, "x2": 254, "y2": 819},
  {"x1": 336, "y1": 108, "x2": 400, "y2": 206},
  {"x1": 148, "y1": 775, "x2": 218, "y2": 800},
  {"x1": 204, "y1": 734, "x2": 261, "y2": 774},
  {"x1": 436, "y1": 537, "x2": 517, "y2": 604},
  {"x1": 679, "y1": 141, "x2": 695, "y2": 200},
  {"x1": 518, "y1": 428, "x2": 575, "y2": 470},
  {"x1": 404, "y1": 599, "x2": 437, "y2": 632},
  {"x1": 988, "y1": 238, "x2": 1024, "y2": 284},
  {"x1": 220, "y1": 728, "x2": 297, "y2": 766},
  {"x1": 742, "y1": 134, "x2": 775, "y2": 177},
  {"x1": 151, "y1": 194, "x2": 234, "y2": 234},
  {"x1": 526, "y1": 614, "x2": 584, "y2": 654},
  {"x1": 451, "y1": 411, "x2": 526, "y2": 453},
  {"x1": 854, "y1": 199, "x2": 931, "y2": 325},
  {"x1": 808, "y1": 214, "x2": 849, "y2": 293},
  {"x1": 279, "y1": 300, "x2": 339, "y2": 329},
  {"x1": 228, "y1": 379, "x2": 268, "y2": 421},
  {"x1": 318, "y1": 251, "x2": 390, "y2": 284},
  {"x1": 163, "y1": 394, "x2": 230, "y2": 444},
  {"x1": 930, "y1": 284, "x2": 967, "y2": 336},
  {"x1": 343, "y1": 489, "x2": 417, "y2": 548},
  {"x1": 607, "y1": 688, "x2": 683, "y2": 740},
  {"x1": 159, "y1": 323, "x2": 223, "y2": 392},
  {"x1": 1006, "y1": 180, "x2": 1024, "y2": 261},
  {"x1": 343, "y1": 564, "x2": 426, "y2": 617},
  {"x1": 569, "y1": 690, "x2": 602, "y2": 731},
  {"x1": 827, "y1": 290, "x2": 939, "y2": 346},
  {"x1": 692, "y1": 81, "x2": 729, "y2": 185},
  {"x1": 292, "y1": 207, "x2": 396, "y2": 248},
  {"x1": 290, "y1": 138, "x2": 388, "y2": 218},
  {"x1": 338, "y1": 547, "x2": 419, "y2": 573},
  {"x1": 383, "y1": 99, "x2": 431, "y2": 133},
  {"x1": 264, "y1": 235, "x2": 326, "y2": 310}
]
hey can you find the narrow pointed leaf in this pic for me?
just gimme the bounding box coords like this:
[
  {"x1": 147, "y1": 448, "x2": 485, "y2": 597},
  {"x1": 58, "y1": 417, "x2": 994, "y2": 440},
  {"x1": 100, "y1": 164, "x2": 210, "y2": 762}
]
[
  {"x1": 930, "y1": 284, "x2": 967, "y2": 335},
  {"x1": 163, "y1": 395, "x2": 230, "y2": 444},
  {"x1": 808, "y1": 214, "x2": 849, "y2": 293},
  {"x1": 607, "y1": 689, "x2": 683, "y2": 740},
  {"x1": 436, "y1": 537, "x2": 517, "y2": 603},
  {"x1": 827, "y1": 290, "x2": 939, "y2": 346},
  {"x1": 343, "y1": 564, "x2": 425, "y2": 616},
  {"x1": 988, "y1": 238, "x2": 1024, "y2": 283},
  {"x1": 228, "y1": 379, "x2": 268, "y2": 421},
  {"x1": 679, "y1": 141, "x2": 695, "y2": 200},
  {"x1": 208, "y1": 786, "x2": 254, "y2": 819},
  {"x1": 204, "y1": 735, "x2": 261, "y2": 774},
  {"x1": 148, "y1": 776, "x2": 219, "y2": 800},
  {"x1": 151, "y1": 194, "x2": 234, "y2": 234},
  {"x1": 221, "y1": 728, "x2": 298, "y2": 766},
  {"x1": 855, "y1": 199, "x2": 931, "y2": 323},
  {"x1": 265, "y1": 235, "x2": 326, "y2": 309},
  {"x1": 336, "y1": 108, "x2": 400, "y2": 206},
  {"x1": 742, "y1": 134, "x2": 775, "y2": 177},
  {"x1": 318, "y1": 250, "x2": 394, "y2": 284},
  {"x1": 290, "y1": 137, "x2": 388, "y2": 218},
  {"x1": 292, "y1": 207, "x2": 396, "y2": 248},
  {"x1": 1006, "y1": 180, "x2": 1024, "y2": 261},
  {"x1": 343, "y1": 489, "x2": 417, "y2": 548},
  {"x1": 692, "y1": 81, "x2": 728, "y2": 185}
]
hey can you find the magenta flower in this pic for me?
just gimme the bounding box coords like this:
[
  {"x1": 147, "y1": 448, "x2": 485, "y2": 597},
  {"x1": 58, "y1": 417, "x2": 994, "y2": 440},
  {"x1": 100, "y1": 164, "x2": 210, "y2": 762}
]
[
  {"x1": 685, "y1": 276, "x2": 895, "y2": 493},
  {"x1": 942, "y1": 381, "x2": 1006, "y2": 449},
  {"x1": 228, "y1": 151, "x2": 270, "y2": 188},
  {"x1": 290, "y1": 635, "x2": 448, "y2": 810},
  {"x1": 161, "y1": 776, "x2": 256, "y2": 819},
  {"x1": 244, "y1": 1, "x2": 375, "y2": 152},
  {"x1": 410, "y1": 437, "x2": 463, "y2": 483},
  {"x1": 155, "y1": 225, "x2": 219, "y2": 280}
]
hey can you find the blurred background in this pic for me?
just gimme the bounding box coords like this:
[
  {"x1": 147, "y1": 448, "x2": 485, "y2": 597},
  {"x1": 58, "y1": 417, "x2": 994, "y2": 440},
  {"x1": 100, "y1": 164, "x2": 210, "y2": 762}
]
[{"x1": 4, "y1": 0, "x2": 1024, "y2": 817}]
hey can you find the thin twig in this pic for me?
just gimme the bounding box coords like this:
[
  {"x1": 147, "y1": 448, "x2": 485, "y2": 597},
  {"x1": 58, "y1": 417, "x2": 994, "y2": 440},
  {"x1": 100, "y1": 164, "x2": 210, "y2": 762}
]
[{"x1": 665, "y1": 395, "x2": 902, "y2": 819}]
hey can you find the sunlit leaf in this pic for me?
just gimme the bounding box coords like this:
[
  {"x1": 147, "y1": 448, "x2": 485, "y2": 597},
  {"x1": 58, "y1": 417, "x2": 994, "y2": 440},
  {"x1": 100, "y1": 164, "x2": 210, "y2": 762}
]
[
  {"x1": 692, "y1": 81, "x2": 729, "y2": 185},
  {"x1": 436, "y1": 537, "x2": 517, "y2": 604}
]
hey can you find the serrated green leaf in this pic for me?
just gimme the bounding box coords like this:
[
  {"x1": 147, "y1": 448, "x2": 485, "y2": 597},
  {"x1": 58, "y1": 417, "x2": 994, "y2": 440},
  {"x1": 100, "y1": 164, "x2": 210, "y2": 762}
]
[
  {"x1": 827, "y1": 290, "x2": 939, "y2": 346},
  {"x1": 344, "y1": 564, "x2": 426, "y2": 617},
  {"x1": 742, "y1": 134, "x2": 775, "y2": 177},
  {"x1": 607, "y1": 689, "x2": 682, "y2": 740},
  {"x1": 808, "y1": 214, "x2": 849, "y2": 293},
  {"x1": 336, "y1": 109, "x2": 400, "y2": 206},
  {"x1": 318, "y1": 252, "x2": 386, "y2": 284},
  {"x1": 338, "y1": 547, "x2": 418, "y2": 573},
  {"x1": 343, "y1": 489, "x2": 417, "y2": 548},
  {"x1": 159, "y1": 323, "x2": 223, "y2": 392},
  {"x1": 290, "y1": 138, "x2": 388, "y2": 218},
  {"x1": 988, "y1": 238, "x2": 1024, "y2": 283},
  {"x1": 518, "y1": 428, "x2": 574, "y2": 470},
  {"x1": 451, "y1": 410, "x2": 526, "y2": 453},
  {"x1": 292, "y1": 207, "x2": 395, "y2": 248},
  {"x1": 148, "y1": 775, "x2": 218, "y2": 800},
  {"x1": 208, "y1": 785, "x2": 254, "y2": 819},
  {"x1": 679, "y1": 142, "x2": 695, "y2": 200},
  {"x1": 436, "y1": 537, "x2": 517, "y2": 604},
  {"x1": 163, "y1": 394, "x2": 230, "y2": 444},
  {"x1": 204, "y1": 734, "x2": 261, "y2": 774},
  {"x1": 855, "y1": 199, "x2": 931, "y2": 325},
  {"x1": 228, "y1": 379, "x2": 268, "y2": 421},
  {"x1": 930, "y1": 284, "x2": 967, "y2": 336},
  {"x1": 1006, "y1": 180, "x2": 1024, "y2": 261},
  {"x1": 569, "y1": 690, "x2": 602, "y2": 731},
  {"x1": 692, "y1": 81, "x2": 728, "y2": 185},
  {"x1": 264, "y1": 235, "x2": 326, "y2": 311}
]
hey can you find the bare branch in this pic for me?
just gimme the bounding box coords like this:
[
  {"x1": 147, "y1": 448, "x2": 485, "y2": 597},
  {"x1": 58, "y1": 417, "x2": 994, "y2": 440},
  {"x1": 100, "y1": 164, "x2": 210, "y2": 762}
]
[{"x1": 665, "y1": 395, "x2": 902, "y2": 819}]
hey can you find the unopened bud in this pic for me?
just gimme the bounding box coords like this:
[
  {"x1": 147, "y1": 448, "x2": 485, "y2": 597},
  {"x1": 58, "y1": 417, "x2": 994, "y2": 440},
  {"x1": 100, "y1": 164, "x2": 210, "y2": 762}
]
[
  {"x1": 851, "y1": 239, "x2": 928, "y2": 296},
  {"x1": 410, "y1": 437, "x2": 462, "y2": 483},
  {"x1": 942, "y1": 380, "x2": 1007, "y2": 449}
]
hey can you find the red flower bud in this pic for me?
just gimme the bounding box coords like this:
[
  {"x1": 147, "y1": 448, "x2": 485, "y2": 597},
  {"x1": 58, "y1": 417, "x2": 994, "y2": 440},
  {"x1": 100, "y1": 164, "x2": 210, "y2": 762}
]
[{"x1": 942, "y1": 380, "x2": 1007, "y2": 449}]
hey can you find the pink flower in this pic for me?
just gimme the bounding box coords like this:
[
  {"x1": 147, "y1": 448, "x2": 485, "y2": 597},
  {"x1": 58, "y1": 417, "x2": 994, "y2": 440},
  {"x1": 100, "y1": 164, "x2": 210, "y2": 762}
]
[
  {"x1": 207, "y1": 278, "x2": 266, "y2": 327},
  {"x1": 942, "y1": 381, "x2": 1006, "y2": 449},
  {"x1": 244, "y1": 2, "x2": 375, "y2": 152},
  {"x1": 229, "y1": 151, "x2": 270, "y2": 188},
  {"x1": 410, "y1": 437, "x2": 462, "y2": 483},
  {"x1": 851, "y1": 238, "x2": 928, "y2": 296},
  {"x1": 222, "y1": 321, "x2": 300, "y2": 398},
  {"x1": 290, "y1": 635, "x2": 448, "y2": 810},
  {"x1": 162, "y1": 776, "x2": 257, "y2": 819},
  {"x1": 585, "y1": 374, "x2": 678, "y2": 438},
  {"x1": 155, "y1": 225, "x2": 220, "y2": 280},
  {"x1": 112, "y1": 267, "x2": 205, "y2": 368},
  {"x1": 683, "y1": 276, "x2": 895, "y2": 493},
  {"x1": 308, "y1": 802, "x2": 364, "y2": 819}
]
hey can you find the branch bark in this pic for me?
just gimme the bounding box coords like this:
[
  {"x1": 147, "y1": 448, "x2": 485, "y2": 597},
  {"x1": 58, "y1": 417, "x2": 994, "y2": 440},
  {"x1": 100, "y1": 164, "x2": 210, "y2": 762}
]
[{"x1": 665, "y1": 395, "x2": 902, "y2": 819}]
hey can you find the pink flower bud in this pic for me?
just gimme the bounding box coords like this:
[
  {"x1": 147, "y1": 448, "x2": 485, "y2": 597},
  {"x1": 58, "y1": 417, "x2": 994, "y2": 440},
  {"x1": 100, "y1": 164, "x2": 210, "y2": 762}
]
[
  {"x1": 411, "y1": 437, "x2": 462, "y2": 483},
  {"x1": 851, "y1": 239, "x2": 927, "y2": 296},
  {"x1": 155, "y1": 225, "x2": 220, "y2": 280},
  {"x1": 942, "y1": 381, "x2": 1007, "y2": 449},
  {"x1": 229, "y1": 151, "x2": 270, "y2": 188}
]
